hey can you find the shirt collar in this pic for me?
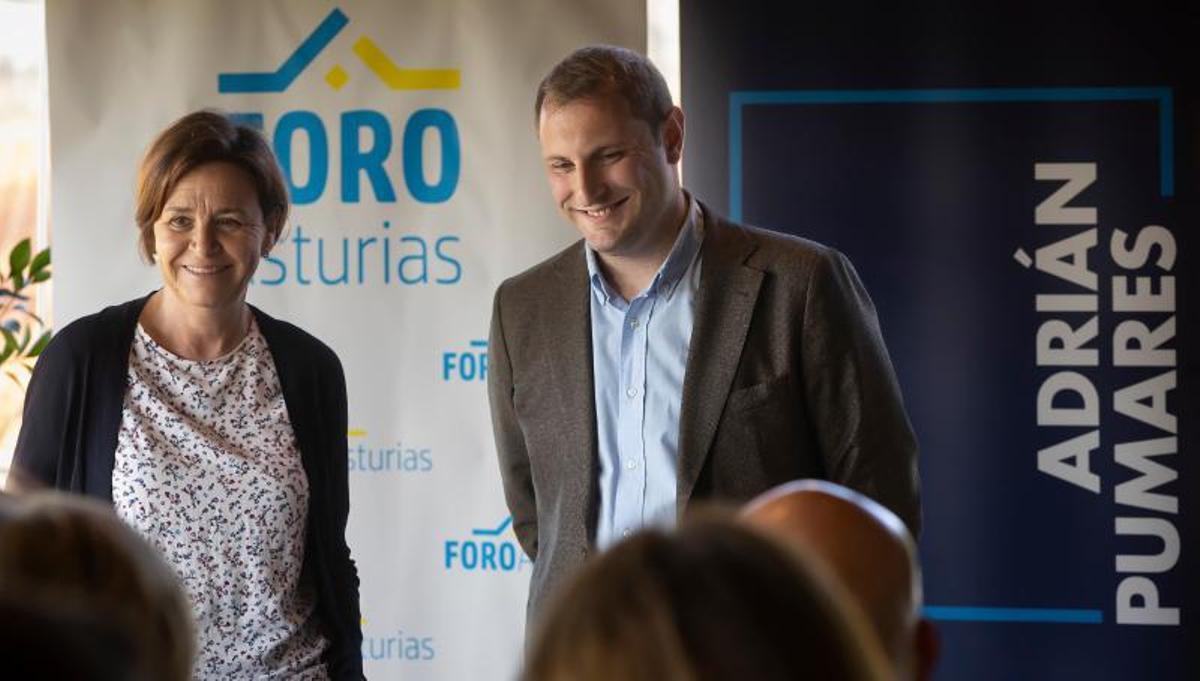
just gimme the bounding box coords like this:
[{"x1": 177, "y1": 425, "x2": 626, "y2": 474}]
[{"x1": 585, "y1": 195, "x2": 704, "y2": 306}]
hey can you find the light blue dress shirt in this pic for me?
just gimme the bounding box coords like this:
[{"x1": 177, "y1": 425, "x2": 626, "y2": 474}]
[{"x1": 588, "y1": 199, "x2": 704, "y2": 549}]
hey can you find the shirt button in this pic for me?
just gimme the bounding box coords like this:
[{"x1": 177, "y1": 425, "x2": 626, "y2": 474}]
[
  {"x1": 622, "y1": 528, "x2": 632, "y2": 538},
  {"x1": 630, "y1": 318, "x2": 640, "y2": 328},
  {"x1": 625, "y1": 459, "x2": 638, "y2": 470},
  {"x1": 626, "y1": 387, "x2": 638, "y2": 398}
]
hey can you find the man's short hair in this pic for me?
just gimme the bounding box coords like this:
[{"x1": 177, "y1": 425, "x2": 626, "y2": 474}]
[{"x1": 535, "y1": 45, "x2": 674, "y2": 135}]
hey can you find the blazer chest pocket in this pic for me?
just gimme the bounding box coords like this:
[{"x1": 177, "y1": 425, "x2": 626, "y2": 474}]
[
  {"x1": 725, "y1": 373, "x2": 791, "y2": 416},
  {"x1": 711, "y1": 372, "x2": 812, "y2": 495}
]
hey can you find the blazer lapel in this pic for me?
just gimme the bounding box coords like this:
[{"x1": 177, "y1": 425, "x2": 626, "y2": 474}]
[{"x1": 676, "y1": 211, "x2": 763, "y2": 511}]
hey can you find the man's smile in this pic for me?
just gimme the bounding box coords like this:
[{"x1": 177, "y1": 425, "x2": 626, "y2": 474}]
[{"x1": 571, "y1": 196, "x2": 630, "y2": 220}]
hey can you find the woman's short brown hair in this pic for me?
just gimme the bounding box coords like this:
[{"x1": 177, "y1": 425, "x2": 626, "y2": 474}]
[{"x1": 134, "y1": 110, "x2": 288, "y2": 262}]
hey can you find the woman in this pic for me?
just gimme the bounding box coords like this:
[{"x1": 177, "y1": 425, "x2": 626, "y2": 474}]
[
  {"x1": 12, "y1": 110, "x2": 363, "y2": 679},
  {"x1": 524, "y1": 515, "x2": 891, "y2": 681}
]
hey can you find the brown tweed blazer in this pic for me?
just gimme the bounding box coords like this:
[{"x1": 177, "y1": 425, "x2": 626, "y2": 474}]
[{"x1": 487, "y1": 202, "x2": 921, "y2": 623}]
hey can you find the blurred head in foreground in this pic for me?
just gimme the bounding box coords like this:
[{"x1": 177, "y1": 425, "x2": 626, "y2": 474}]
[
  {"x1": 523, "y1": 515, "x2": 889, "y2": 681},
  {"x1": 743, "y1": 480, "x2": 939, "y2": 681},
  {"x1": 0, "y1": 492, "x2": 194, "y2": 681}
]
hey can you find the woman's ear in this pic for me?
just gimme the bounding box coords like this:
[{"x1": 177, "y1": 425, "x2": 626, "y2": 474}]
[
  {"x1": 261, "y1": 231, "x2": 276, "y2": 257},
  {"x1": 261, "y1": 210, "x2": 280, "y2": 256}
]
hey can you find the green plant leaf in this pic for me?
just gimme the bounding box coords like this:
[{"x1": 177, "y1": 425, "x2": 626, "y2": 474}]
[
  {"x1": 17, "y1": 308, "x2": 44, "y2": 325},
  {"x1": 32, "y1": 271, "x2": 50, "y2": 283},
  {"x1": 13, "y1": 272, "x2": 25, "y2": 291},
  {"x1": 1, "y1": 327, "x2": 17, "y2": 354},
  {"x1": 9, "y1": 239, "x2": 31, "y2": 280},
  {"x1": 0, "y1": 344, "x2": 12, "y2": 365},
  {"x1": 29, "y1": 248, "x2": 50, "y2": 277},
  {"x1": 28, "y1": 329, "x2": 51, "y2": 358},
  {"x1": 18, "y1": 325, "x2": 30, "y2": 353}
]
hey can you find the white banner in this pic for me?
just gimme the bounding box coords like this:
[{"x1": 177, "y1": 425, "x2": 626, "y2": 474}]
[{"x1": 46, "y1": 1, "x2": 644, "y2": 678}]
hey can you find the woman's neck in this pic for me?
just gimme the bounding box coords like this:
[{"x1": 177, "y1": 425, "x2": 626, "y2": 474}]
[{"x1": 139, "y1": 290, "x2": 251, "y2": 360}]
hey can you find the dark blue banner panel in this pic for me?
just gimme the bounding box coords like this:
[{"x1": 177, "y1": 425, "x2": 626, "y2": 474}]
[{"x1": 684, "y1": 4, "x2": 1195, "y2": 679}]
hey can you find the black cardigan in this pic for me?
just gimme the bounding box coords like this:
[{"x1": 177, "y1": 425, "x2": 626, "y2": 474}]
[{"x1": 12, "y1": 295, "x2": 364, "y2": 680}]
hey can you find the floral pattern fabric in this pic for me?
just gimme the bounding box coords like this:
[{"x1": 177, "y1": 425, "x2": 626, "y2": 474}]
[{"x1": 113, "y1": 320, "x2": 329, "y2": 680}]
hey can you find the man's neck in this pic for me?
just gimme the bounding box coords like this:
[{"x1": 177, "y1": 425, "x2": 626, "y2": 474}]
[{"x1": 597, "y1": 193, "x2": 689, "y2": 301}]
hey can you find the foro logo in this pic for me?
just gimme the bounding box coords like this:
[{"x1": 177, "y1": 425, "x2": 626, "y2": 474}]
[
  {"x1": 217, "y1": 8, "x2": 461, "y2": 206},
  {"x1": 444, "y1": 517, "x2": 531, "y2": 572},
  {"x1": 442, "y1": 339, "x2": 487, "y2": 382},
  {"x1": 215, "y1": 8, "x2": 466, "y2": 288}
]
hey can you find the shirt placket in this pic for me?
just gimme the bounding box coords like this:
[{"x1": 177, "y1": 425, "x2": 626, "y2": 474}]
[{"x1": 615, "y1": 293, "x2": 653, "y2": 539}]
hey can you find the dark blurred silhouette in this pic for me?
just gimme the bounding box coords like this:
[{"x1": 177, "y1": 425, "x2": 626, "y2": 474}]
[
  {"x1": 744, "y1": 479, "x2": 940, "y2": 681},
  {"x1": 523, "y1": 514, "x2": 889, "y2": 681},
  {"x1": 0, "y1": 491, "x2": 194, "y2": 681}
]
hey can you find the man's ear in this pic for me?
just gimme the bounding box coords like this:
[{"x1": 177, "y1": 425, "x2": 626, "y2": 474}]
[
  {"x1": 913, "y1": 618, "x2": 940, "y2": 681},
  {"x1": 662, "y1": 106, "x2": 685, "y2": 165}
]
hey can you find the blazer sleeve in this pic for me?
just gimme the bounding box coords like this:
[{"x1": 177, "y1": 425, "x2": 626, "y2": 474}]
[
  {"x1": 487, "y1": 283, "x2": 539, "y2": 560},
  {"x1": 800, "y1": 248, "x2": 922, "y2": 537}
]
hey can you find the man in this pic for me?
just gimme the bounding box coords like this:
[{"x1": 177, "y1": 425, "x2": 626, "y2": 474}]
[
  {"x1": 743, "y1": 480, "x2": 939, "y2": 681},
  {"x1": 488, "y1": 45, "x2": 920, "y2": 621}
]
